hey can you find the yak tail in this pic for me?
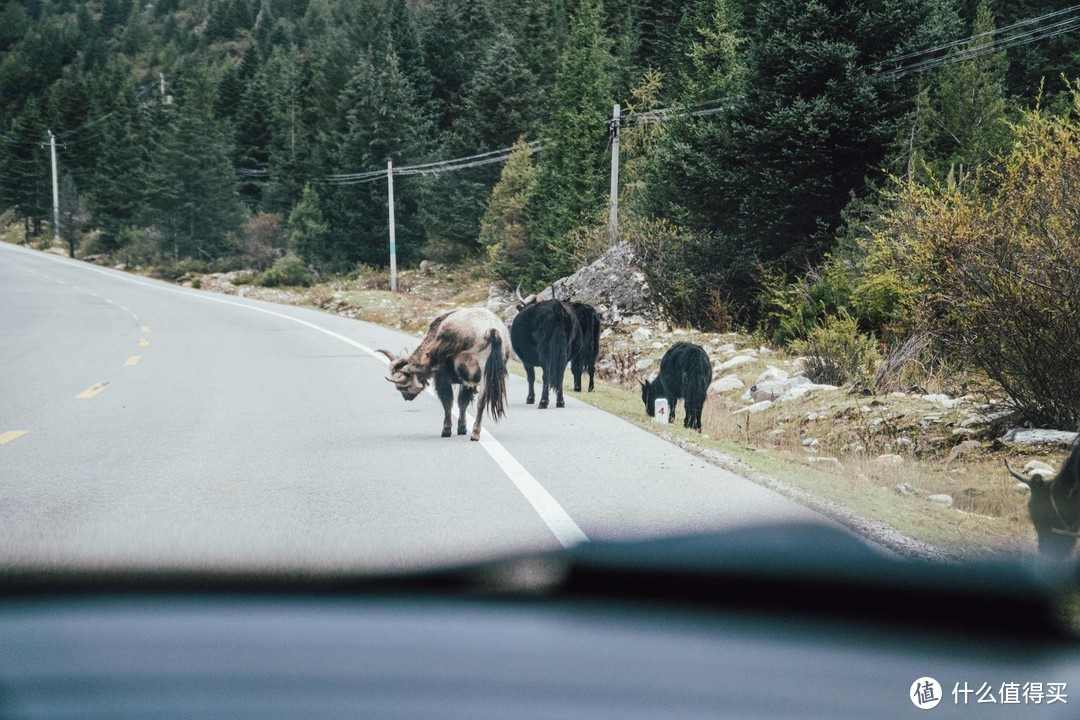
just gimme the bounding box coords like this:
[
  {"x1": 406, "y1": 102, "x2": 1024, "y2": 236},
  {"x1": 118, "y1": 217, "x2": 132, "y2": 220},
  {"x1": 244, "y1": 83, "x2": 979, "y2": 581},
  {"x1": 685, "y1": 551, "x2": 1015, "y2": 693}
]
[{"x1": 483, "y1": 329, "x2": 508, "y2": 421}]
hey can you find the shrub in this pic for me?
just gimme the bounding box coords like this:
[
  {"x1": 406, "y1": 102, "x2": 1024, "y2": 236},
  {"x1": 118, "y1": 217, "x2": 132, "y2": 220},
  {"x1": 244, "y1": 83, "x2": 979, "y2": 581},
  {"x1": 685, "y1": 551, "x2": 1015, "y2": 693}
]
[
  {"x1": 625, "y1": 217, "x2": 746, "y2": 332},
  {"x1": 255, "y1": 254, "x2": 314, "y2": 287},
  {"x1": 233, "y1": 213, "x2": 286, "y2": 271},
  {"x1": 790, "y1": 311, "x2": 881, "y2": 386},
  {"x1": 870, "y1": 89, "x2": 1080, "y2": 427}
]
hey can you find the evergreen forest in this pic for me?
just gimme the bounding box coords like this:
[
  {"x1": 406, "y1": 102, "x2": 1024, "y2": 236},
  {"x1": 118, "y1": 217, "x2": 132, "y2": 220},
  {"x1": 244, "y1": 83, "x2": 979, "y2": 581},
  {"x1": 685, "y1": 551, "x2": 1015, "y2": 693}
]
[{"x1": 3, "y1": 0, "x2": 1080, "y2": 425}]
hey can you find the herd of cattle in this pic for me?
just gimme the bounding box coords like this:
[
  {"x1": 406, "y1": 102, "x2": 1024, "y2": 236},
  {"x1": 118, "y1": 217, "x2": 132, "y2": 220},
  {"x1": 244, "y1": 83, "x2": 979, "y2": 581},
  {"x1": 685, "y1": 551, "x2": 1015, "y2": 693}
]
[
  {"x1": 377, "y1": 296, "x2": 711, "y2": 441},
  {"x1": 377, "y1": 299, "x2": 1080, "y2": 560}
]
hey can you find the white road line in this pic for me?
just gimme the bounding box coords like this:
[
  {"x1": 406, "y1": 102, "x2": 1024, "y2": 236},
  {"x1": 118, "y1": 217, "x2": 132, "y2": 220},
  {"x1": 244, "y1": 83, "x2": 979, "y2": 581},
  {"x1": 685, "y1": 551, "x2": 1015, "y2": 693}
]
[{"x1": 1, "y1": 243, "x2": 587, "y2": 548}]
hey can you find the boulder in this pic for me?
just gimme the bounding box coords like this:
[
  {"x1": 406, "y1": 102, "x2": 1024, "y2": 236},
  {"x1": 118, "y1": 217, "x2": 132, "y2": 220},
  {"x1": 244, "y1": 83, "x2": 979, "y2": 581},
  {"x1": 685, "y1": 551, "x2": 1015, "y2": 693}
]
[
  {"x1": 1023, "y1": 460, "x2": 1055, "y2": 476},
  {"x1": 754, "y1": 366, "x2": 790, "y2": 384},
  {"x1": 928, "y1": 494, "x2": 955, "y2": 507},
  {"x1": 948, "y1": 440, "x2": 982, "y2": 462},
  {"x1": 743, "y1": 375, "x2": 838, "y2": 403},
  {"x1": 708, "y1": 375, "x2": 745, "y2": 395},
  {"x1": 733, "y1": 400, "x2": 773, "y2": 415},
  {"x1": 534, "y1": 241, "x2": 668, "y2": 327},
  {"x1": 875, "y1": 454, "x2": 904, "y2": 465},
  {"x1": 999, "y1": 428, "x2": 1079, "y2": 445},
  {"x1": 632, "y1": 327, "x2": 652, "y2": 343},
  {"x1": 717, "y1": 355, "x2": 756, "y2": 372}
]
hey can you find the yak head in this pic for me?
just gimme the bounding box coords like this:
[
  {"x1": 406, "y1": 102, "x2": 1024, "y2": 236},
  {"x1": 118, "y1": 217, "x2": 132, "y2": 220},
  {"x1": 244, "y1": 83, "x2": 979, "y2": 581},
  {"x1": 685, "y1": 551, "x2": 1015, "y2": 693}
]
[
  {"x1": 1006, "y1": 440, "x2": 1080, "y2": 559},
  {"x1": 376, "y1": 348, "x2": 428, "y2": 401},
  {"x1": 640, "y1": 379, "x2": 660, "y2": 417}
]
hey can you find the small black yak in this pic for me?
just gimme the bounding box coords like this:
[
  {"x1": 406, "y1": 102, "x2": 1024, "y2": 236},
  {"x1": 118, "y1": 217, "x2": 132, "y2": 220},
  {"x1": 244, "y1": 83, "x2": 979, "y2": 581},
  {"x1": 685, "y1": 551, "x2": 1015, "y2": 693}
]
[
  {"x1": 640, "y1": 342, "x2": 713, "y2": 431},
  {"x1": 1007, "y1": 439, "x2": 1080, "y2": 558}
]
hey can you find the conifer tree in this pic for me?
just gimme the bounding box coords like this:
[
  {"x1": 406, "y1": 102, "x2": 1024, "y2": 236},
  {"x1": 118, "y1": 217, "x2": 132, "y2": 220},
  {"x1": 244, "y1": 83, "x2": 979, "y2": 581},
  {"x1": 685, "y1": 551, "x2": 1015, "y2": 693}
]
[{"x1": 528, "y1": 0, "x2": 612, "y2": 282}]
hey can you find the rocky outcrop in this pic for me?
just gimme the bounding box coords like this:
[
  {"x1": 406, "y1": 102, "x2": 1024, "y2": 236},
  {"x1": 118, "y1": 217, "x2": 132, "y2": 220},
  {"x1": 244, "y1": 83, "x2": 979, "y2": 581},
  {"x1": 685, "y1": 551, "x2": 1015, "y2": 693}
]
[{"x1": 532, "y1": 242, "x2": 668, "y2": 327}]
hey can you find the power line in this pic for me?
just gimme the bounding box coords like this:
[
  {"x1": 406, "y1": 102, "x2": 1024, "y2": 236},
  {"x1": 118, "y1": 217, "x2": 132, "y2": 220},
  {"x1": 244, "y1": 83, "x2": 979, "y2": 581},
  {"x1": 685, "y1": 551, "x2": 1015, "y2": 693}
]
[{"x1": 869, "y1": 3, "x2": 1080, "y2": 70}]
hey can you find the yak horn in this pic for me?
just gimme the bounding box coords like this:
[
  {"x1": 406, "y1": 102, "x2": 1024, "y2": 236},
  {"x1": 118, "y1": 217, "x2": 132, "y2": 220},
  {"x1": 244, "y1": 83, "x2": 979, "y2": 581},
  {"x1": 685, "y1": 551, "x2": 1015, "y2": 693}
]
[
  {"x1": 375, "y1": 348, "x2": 397, "y2": 362},
  {"x1": 1004, "y1": 460, "x2": 1032, "y2": 485}
]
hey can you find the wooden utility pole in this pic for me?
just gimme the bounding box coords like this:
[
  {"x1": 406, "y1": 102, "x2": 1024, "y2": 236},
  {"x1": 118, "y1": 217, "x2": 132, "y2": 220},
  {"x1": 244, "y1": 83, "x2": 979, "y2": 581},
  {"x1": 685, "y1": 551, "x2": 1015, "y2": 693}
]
[
  {"x1": 608, "y1": 103, "x2": 620, "y2": 246},
  {"x1": 387, "y1": 159, "x2": 397, "y2": 292}
]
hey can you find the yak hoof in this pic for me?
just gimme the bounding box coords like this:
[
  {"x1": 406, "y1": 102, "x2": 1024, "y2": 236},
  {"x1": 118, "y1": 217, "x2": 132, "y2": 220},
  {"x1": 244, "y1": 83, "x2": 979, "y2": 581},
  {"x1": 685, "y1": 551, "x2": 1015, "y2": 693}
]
[
  {"x1": 526, "y1": 397, "x2": 535, "y2": 405},
  {"x1": 457, "y1": 427, "x2": 467, "y2": 435},
  {"x1": 538, "y1": 401, "x2": 548, "y2": 409},
  {"x1": 441, "y1": 429, "x2": 452, "y2": 437},
  {"x1": 556, "y1": 400, "x2": 565, "y2": 408},
  {"x1": 470, "y1": 433, "x2": 480, "y2": 442}
]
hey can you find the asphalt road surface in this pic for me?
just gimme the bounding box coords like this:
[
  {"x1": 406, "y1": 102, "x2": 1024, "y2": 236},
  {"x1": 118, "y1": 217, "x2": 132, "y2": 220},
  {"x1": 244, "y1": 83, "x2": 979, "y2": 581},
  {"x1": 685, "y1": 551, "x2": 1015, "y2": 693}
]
[{"x1": 0, "y1": 242, "x2": 827, "y2": 573}]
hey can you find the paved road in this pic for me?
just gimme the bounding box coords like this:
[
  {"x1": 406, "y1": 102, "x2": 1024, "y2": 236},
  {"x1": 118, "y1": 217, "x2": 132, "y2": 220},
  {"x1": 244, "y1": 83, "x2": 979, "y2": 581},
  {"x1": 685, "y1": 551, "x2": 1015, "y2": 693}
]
[{"x1": 0, "y1": 242, "x2": 826, "y2": 573}]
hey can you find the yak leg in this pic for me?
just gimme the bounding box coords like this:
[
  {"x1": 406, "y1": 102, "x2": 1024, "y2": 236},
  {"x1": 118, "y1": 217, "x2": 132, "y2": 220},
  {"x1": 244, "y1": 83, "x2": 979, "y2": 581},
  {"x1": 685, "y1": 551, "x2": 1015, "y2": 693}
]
[
  {"x1": 538, "y1": 368, "x2": 550, "y2": 409},
  {"x1": 571, "y1": 355, "x2": 583, "y2": 392},
  {"x1": 525, "y1": 365, "x2": 536, "y2": 404},
  {"x1": 667, "y1": 396, "x2": 678, "y2": 424},
  {"x1": 587, "y1": 362, "x2": 595, "y2": 392},
  {"x1": 435, "y1": 371, "x2": 455, "y2": 437},
  {"x1": 554, "y1": 363, "x2": 567, "y2": 408},
  {"x1": 470, "y1": 390, "x2": 486, "y2": 441},
  {"x1": 456, "y1": 385, "x2": 475, "y2": 435}
]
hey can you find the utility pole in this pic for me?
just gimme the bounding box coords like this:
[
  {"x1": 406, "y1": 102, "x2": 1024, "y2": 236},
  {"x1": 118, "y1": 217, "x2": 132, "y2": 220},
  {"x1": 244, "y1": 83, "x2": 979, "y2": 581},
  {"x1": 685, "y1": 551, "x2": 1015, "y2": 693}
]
[
  {"x1": 48, "y1": 130, "x2": 60, "y2": 244},
  {"x1": 387, "y1": 159, "x2": 397, "y2": 292},
  {"x1": 608, "y1": 103, "x2": 620, "y2": 246}
]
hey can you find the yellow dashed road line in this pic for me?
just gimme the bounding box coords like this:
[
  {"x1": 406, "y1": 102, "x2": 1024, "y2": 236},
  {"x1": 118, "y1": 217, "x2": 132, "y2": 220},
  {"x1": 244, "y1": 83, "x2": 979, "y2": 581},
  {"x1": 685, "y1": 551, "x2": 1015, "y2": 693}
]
[
  {"x1": 138, "y1": 338, "x2": 150, "y2": 346},
  {"x1": 124, "y1": 355, "x2": 141, "y2": 367},
  {"x1": 140, "y1": 325, "x2": 150, "y2": 332},
  {"x1": 76, "y1": 382, "x2": 109, "y2": 399},
  {"x1": 0, "y1": 430, "x2": 28, "y2": 446}
]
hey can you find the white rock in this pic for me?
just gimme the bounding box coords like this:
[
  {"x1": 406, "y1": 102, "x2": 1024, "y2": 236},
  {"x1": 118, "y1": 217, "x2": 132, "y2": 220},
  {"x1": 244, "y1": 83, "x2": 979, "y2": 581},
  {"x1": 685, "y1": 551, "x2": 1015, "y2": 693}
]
[
  {"x1": 735, "y1": 348, "x2": 759, "y2": 358},
  {"x1": 1014, "y1": 482, "x2": 1031, "y2": 494},
  {"x1": 651, "y1": 342, "x2": 664, "y2": 349},
  {"x1": 733, "y1": 400, "x2": 773, "y2": 415},
  {"x1": 948, "y1": 440, "x2": 982, "y2": 461},
  {"x1": 1000, "y1": 428, "x2": 1079, "y2": 445},
  {"x1": 922, "y1": 393, "x2": 962, "y2": 408},
  {"x1": 632, "y1": 327, "x2": 652, "y2": 343},
  {"x1": 715, "y1": 343, "x2": 736, "y2": 355},
  {"x1": 634, "y1": 358, "x2": 654, "y2": 371},
  {"x1": 894, "y1": 483, "x2": 916, "y2": 496},
  {"x1": 755, "y1": 366, "x2": 790, "y2": 384},
  {"x1": 743, "y1": 376, "x2": 837, "y2": 403},
  {"x1": 673, "y1": 329, "x2": 687, "y2": 336},
  {"x1": 599, "y1": 328, "x2": 613, "y2": 339},
  {"x1": 717, "y1": 355, "x2": 756, "y2": 372},
  {"x1": 1023, "y1": 460, "x2": 1055, "y2": 476},
  {"x1": 928, "y1": 494, "x2": 954, "y2": 507},
  {"x1": 875, "y1": 454, "x2": 904, "y2": 465},
  {"x1": 708, "y1": 375, "x2": 745, "y2": 395},
  {"x1": 805, "y1": 456, "x2": 840, "y2": 465},
  {"x1": 802, "y1": 438, "x2": 820, "y2": 448}
]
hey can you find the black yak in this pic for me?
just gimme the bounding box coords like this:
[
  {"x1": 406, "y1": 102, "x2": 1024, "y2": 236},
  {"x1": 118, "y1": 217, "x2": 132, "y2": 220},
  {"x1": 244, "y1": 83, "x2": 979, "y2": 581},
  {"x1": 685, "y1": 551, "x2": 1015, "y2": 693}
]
[
  {"x1": 510, "y1": 299, "x2": 581, "y2": 409},
  {"x1": 640, "y1": 342, "x2": 713, "y2": 431},
  {"x1": 1006, "y1": 439, "x2": 1080, "y2": 558}
]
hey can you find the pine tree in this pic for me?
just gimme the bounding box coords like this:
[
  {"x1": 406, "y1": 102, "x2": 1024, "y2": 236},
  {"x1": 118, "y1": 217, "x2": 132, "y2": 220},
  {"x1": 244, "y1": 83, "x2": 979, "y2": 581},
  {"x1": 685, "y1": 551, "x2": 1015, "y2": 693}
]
[
  {"x1": 725, "y1": 0, "x2": 960, "y2": 274},
  {"x1": 528, "y1": 0, "x2": 613, "y2": 282},
  {"x1": 149, "y1": 71, "x2": 245, "y2": 259},
  {"x1": 480, "y1": 139, "x2": 539, "y2": 287},
  {"x1": 419, "y1": 29, "x2": 541, "y2": 262},
  {"x1": 905, "y1": 0, "x2": 1010, "y2": 182}
]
